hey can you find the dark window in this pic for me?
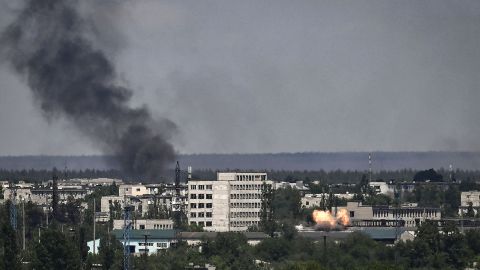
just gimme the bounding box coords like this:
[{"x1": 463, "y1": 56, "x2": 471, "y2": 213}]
[
  {"x1": 350, "y1": 211, "x2": 355, "y2": 218},
  {"x1": 190, "y1": 194, "x2": 197, "y2": 199},
  {"x1": 206, "y1": 194, "x2": 212, "y2": 199},
  {"x1": 198, "y1": 203, "x2": 204, "y2": 208},
  {"x1": 206, "y1": 221, "x2": 212, "y2": 227},
  {"x1": 206, "y1": 212, "x2": 212, "y2": 218},
  {"x1": 198, "y1": 212, "x2": 205, "y2": 218},
  {"x1": 139, "y1": 225, "x2": 145, "y2": 229},
  {"x1": 206, "y1": 203, "x2": 212, "y2": 208},
  {"x1": 199, "y1": 194, "x2": 205, "y2": 199},
  {"x1": 190, "y1": 203, "x2": 197, "y2": 208}
]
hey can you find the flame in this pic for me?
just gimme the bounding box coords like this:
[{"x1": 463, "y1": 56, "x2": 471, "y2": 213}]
[
  {"x1": 336, "y1": 208, "x2": 350, "y2": 226},
  {"x1": 312, "y1": 208, "x2": 350, "y2": 228}
]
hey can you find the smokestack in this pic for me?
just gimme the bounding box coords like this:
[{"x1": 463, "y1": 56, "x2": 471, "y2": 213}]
[{"x1": 1, "y1": 0, "x2": 176, "y2": 180}]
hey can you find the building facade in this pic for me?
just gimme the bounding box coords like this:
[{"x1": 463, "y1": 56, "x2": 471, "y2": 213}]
[
  {"x1": 188, "y1": 172, "x2": 272, "y2": 232},
  {"x1": 347, "y1": 201, "x2": 441, "y2": 227},
  {"x1": 459, "y1": 191, "x2": 480, "y2": 216},
  {"x1": 113, "y1": 219, "x2": 174, "y2": 230}
]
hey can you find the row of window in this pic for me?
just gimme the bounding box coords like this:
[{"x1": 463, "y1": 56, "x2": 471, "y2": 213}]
[
  {"x1": 231, "y1": 184, "x2": 265, "y2": 190},
  {"x1": 235, "y1": 175, "x2": 266, "y2": 181},
  {"x1": 190, "y1": 221, "x2": 212, "y2": 227},
  {"x1": 373, "y1": 210, "x2": 439, "y2": 218},
  {"x1": 190, "y1": 212, "x2": 213, "y2": 218},
  {"x1": 230, "y1": 220, "x2": 259, "y2": 227},
  {"x1": 230, "y1": 202, "x2": 261, "y2": 209},
  {"x1": 138, "y1": 242, "x2": 168, "y2": 248},
  {"x1": 190, "y1": 203, "x2": 212, "y2": 209},
  {"x1": 153, "y1": 224, "x2": 172, "y2": 229},
  {"x1": 230, "y1": 211, "x2": 260, "y2": 218},
  {"x1": 190, "y1": 194, "x2": 213, "y2": 199},
  {"x1": 190, "y1": 184, "x2": 213, "y2": 190},
  {"x1": 230, "y1": 193, "x2": 262, "y2": 200}
]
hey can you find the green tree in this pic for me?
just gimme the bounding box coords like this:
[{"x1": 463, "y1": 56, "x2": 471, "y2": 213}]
[
  {"x1": 98, "y1": 236, "x2": 123, "y2": 270},
  {"x1": 0, "y1": 221, "x2": 21, "y2": 270},
  {"x1": 442, "y1": 221, "x2": 472, "y2": 268},
  {"x1": 466, "y1": 202, "x2": 475, "y2": 218},
  {"x1": 273, "y1": 187, "x2": 301, "y2": 221},
  {"x1": 33, "y1": 229, "x2": 81, "y2": 270},
  {"x1": 260, "y1": 182, "x2": 276, "y2": 236}
]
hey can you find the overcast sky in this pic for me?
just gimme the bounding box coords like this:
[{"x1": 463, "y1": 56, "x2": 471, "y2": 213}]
[{"x1": 0, "y1": 0, "x2": 479, "y2": 155}]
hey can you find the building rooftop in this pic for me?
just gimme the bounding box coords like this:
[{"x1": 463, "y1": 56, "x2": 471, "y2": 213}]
[{"x1": 111, "y1": 229, "x2": 177, "y2": 240}]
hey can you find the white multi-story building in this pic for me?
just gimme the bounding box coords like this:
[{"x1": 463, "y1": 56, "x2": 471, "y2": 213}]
[{"x1": 188, "y1": 172, "x2": 272, "y2": 232}]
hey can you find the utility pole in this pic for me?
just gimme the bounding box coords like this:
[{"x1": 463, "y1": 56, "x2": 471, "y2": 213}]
[
  {"x1": 93, "y1": 198, "x2": 96, "y2": 255},
  {"x1": 143, "y1": 234, "x2": 150, "y2": 257}
]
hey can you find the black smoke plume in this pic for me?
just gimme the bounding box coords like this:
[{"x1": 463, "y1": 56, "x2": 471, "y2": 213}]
[{"x1": 1, "y1": 0, "x2": 176, "y2": 180}]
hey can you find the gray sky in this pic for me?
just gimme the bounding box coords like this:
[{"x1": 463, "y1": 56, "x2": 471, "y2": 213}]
[{"x1": 1, "y1": 0, "x2": 480, "y2": 155}]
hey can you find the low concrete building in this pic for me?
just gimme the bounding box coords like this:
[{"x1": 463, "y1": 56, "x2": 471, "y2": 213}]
[
  {"x1": 461, "y1": 191, "x2": 480, "y2": 207},
  {"x1": 113, "y1": 219, "x2": 174, "y2": 230},
  {"x1": 346, "y1": 201, "x2": 441, "y2": 228},
  {"x1": 119, "y1": 184, "x2": 149, "y2": 197},
  {"x1": 369, "y1": 182, "x2": 394, "y2": 196},
  {"x1": 301, "y1": 193, "x2": 354, "y2": 208},
  {"x1": 459, "y1": 191, "x2": 480, "y2": 216},
  {"x1": 275, "y1": 181, "x2": 309, "y2": 193},
  {"x1": 4, "y1": 186, "x2": 91, "y2": 205},
  {"x1": 112, "y1": 229, "x2": 176, "y2": 255}
]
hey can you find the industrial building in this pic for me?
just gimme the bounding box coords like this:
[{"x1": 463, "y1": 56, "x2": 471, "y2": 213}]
[{"x1": 346, "y1": 201, "x2": 441, "y2": 228}]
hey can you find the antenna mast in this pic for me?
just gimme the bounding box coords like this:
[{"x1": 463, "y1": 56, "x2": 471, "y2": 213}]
[{"x1": 368, "y1": 153, "x2": 372, "y2": 182}]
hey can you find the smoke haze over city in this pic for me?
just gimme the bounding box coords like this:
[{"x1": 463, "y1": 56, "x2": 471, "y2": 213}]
[{"x1": 1, "y1": 0, "x2": 480, "y2": 157}]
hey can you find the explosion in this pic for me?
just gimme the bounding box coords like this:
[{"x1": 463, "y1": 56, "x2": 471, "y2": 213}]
[{"x1": 312, "y1": 208, "x2": 350, "y2": 229}]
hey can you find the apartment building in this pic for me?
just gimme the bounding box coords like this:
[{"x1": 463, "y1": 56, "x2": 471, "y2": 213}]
[{"x1": 188, "y1": 172, "x2": 272, "y2": 232}]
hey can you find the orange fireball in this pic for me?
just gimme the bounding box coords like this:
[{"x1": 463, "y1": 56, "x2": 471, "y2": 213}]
[{"x1": 312, "y1": 208, "x2": 350, "y2": 228}]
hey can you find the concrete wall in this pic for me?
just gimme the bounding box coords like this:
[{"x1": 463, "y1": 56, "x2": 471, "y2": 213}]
[
  {"x1": 113, "y1": 219, "x2": 174, "y2": 230},
  {"x1": 461, "y1": 191, "x2": 480, "y2": 207}
]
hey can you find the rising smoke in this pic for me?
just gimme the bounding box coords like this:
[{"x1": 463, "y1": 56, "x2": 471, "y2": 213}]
[{"x1": 0, "y1": 0, "x2": 176, "y2": 179}]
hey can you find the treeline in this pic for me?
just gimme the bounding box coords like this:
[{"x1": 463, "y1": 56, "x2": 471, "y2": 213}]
[
  {"x1": 2, "y1": 168, "x2": 480, "y2": 184},
  {"x1": 0, "y1": 169, "x2": 124, "y2": 182},
  {"x1": 193, "y1": 168, "x2": 480, "y2": 184}
]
